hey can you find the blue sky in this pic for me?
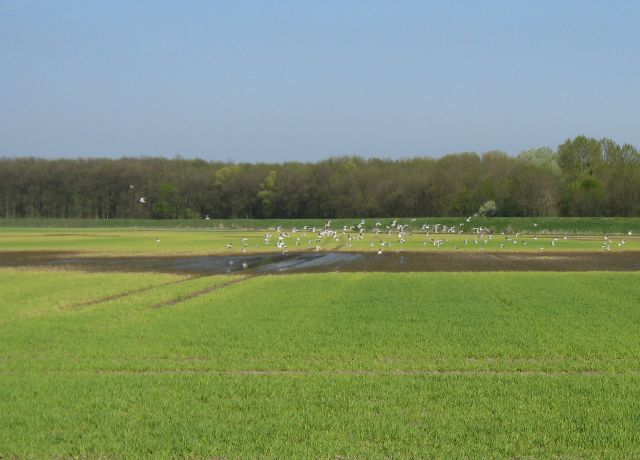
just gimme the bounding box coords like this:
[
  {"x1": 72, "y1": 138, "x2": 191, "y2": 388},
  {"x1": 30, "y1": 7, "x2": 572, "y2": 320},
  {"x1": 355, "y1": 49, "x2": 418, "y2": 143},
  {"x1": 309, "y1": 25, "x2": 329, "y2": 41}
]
[{"x1": 1, "y1": 0, "x2": 639, "y2": 161}]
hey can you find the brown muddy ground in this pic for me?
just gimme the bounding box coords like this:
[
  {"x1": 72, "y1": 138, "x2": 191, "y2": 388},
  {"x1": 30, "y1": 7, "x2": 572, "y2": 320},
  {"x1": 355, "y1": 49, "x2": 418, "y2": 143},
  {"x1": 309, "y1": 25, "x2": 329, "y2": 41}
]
[{"x1": 1, "y1": 250, "x2": 640, "y2": 274}]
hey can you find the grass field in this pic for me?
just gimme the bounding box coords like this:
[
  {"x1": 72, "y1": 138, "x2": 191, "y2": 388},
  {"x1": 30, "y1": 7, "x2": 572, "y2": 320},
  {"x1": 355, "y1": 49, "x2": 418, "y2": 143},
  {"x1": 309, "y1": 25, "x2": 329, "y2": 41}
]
[
  {"x1": 0, "y1": 227, "x2": 638, "y2": 255},
  {"x1": 2, "y1": 269, "x2": 640, "y2": 457},
  {"x1": 2, "y1": 219, "x2": 640, "y2": 457},
  {"x1": 2, "y1": 216, "x2": 640, "y2": 234}
]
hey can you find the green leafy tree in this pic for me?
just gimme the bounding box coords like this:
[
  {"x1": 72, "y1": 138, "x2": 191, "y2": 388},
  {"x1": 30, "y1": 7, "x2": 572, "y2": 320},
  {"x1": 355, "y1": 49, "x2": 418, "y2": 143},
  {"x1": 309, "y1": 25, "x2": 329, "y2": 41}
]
[
  {"x1": 152, "y1": 183, "x2": 179, "y2": 219},
  {"x1": 257, "y1": 170, "x2": 277, "y2": 218}
]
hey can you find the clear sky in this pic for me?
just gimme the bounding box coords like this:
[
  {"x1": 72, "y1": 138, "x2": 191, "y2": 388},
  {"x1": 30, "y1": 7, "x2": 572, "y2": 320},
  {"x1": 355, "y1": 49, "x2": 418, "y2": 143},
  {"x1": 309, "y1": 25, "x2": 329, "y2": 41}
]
[{"x1": 1, "y1": 0, "x2": 639, "y2": 162}]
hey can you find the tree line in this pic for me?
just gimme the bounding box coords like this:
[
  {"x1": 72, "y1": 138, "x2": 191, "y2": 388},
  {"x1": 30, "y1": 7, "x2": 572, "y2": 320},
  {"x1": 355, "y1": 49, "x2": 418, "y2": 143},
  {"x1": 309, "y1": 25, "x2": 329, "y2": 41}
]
[{"x1": 1, "y1": 136, "x2": 639, "y2": 219}]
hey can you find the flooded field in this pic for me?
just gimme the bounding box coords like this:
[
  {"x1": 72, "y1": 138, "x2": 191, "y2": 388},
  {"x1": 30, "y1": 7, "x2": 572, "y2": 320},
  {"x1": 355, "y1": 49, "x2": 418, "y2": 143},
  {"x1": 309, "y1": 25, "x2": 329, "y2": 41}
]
[{"x1": 2, "y1": 250, "x2": 640, "y2": 274}]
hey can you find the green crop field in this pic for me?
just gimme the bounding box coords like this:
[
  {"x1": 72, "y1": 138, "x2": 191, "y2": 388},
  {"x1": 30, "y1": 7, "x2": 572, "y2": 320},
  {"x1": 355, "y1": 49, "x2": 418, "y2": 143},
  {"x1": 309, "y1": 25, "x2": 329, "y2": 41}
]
[
  {"x1": 2, "y1": 268, "x2": 640, "y2": 457},
  {"x1": 2, "y1": 216, "x2": 640, "y2": 234},
  {"x1": 2, "y1": 218, "x2": 640, "y2": 457},
  {"x1": 0, "y1": 226, "x2": 638, "y2": 256}
]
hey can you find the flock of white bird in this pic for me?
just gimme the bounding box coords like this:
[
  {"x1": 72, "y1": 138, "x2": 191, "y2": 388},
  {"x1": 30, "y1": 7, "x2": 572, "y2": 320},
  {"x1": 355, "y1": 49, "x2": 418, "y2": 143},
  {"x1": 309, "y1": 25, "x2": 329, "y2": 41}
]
[
  {"x1": 216, "y1": 217, "x2": 634, "y2": 255},
  {"x1": 135, "y1": 192, "x2": 633, "y2": 253}
]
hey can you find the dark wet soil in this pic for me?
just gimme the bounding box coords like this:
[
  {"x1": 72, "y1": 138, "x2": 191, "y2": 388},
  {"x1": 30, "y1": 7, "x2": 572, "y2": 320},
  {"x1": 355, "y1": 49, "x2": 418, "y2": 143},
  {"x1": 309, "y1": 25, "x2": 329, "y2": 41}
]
[{"x1": 2, "y1": 250, "x2": 640, "y2": 274}]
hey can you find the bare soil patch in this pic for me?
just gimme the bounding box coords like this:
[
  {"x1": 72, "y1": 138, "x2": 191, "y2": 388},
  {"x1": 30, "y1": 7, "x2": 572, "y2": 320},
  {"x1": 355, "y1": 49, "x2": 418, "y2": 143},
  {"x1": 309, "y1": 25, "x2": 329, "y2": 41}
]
[{"x1": 2, "y1": 250, "x2": 640, "y2": 274}]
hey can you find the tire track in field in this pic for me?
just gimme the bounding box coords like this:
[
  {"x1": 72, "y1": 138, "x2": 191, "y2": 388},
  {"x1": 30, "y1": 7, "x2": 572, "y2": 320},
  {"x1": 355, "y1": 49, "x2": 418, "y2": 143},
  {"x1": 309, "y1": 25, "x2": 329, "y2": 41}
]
[
  {"x1": 66, "y1": 275, "x2": 208, "y2": 309},
  {"x1": 150, "y1": 275, "x2": 257, "y2": 308},
  {"x1": 13, "y1": 369, "x2": 640, "y2": 377},
  {"x1": 118, "y1": 369, "x2": 640, "y2": 377}
]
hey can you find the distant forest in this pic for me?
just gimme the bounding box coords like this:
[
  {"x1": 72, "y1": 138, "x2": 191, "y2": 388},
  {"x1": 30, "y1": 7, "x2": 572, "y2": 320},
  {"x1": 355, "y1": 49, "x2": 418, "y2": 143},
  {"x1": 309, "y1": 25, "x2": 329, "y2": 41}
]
[{"x1": 1, "y1": 136, "x2": 639, "y2": 219}]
